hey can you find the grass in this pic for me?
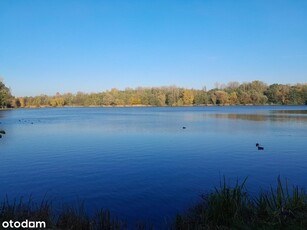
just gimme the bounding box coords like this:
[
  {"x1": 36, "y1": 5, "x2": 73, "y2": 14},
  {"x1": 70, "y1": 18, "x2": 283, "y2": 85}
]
[
  {"x1": 175, "y1": 176, "x2": 307, "y2": 230},
  {"x1": 1, "y1": 177, "x2": 306, "y2": 229},
  {"x1": 0, "y1": 198, "x2": 126, "y2": 230}
]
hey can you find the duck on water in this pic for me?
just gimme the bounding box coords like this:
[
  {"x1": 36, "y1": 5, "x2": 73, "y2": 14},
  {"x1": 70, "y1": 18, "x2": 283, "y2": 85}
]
[
  {"x1": 0, "y1": 130, "x2": 5, "y2": 138},
  {"x1": 256, "y1": 143, "x2": 264, "y2": 150}
]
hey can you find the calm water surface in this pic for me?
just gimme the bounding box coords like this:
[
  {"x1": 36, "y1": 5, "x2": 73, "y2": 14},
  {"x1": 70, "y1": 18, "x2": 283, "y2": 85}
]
[{"x1": 0, "y1": 106, "x2": 307, "y2": 225}]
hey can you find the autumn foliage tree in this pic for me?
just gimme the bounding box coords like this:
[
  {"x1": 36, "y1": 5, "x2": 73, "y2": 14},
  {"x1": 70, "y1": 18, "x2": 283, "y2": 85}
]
[{"x1": 9, "y1": 81, "x2": 307, "y2": 108}]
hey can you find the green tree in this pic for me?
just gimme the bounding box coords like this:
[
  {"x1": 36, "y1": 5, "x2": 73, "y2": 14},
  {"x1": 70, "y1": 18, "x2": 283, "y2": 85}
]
[
  {"x1": 194, "y1": 89, "x2": 208, "y2": 105},
  {"x1": 265, "y1": 84, "x2": 290, "y2": 104},
  {"x1": 0, "y1": 80, "x2": 12, "y2": 108},
  {"x1": 250, "y1": 90, "x2": 268, "y2": 105},
  {"x1": 166, "y1": 86, "x2": 180, "y2": 106}
]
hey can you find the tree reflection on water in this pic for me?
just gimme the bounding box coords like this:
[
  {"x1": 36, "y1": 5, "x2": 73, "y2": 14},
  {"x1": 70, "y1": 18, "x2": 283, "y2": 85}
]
[{"x1": 210, "y1": 110, "x2": 307, "y2": 122}]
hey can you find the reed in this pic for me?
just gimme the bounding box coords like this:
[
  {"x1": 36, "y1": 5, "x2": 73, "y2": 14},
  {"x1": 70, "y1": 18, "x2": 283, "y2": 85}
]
[
  {"x1": 0, "y1": 196, "x2": 53, "y2": 227},
  {"x1": 176, "y1": 176, "x2": 307, "y2": 229},
  {"x1": 0, "y1": 197, "x2": 126, "y2": 230},
  {"x1": 254, "y1": 176, "x2": 307, "y2": 228}
]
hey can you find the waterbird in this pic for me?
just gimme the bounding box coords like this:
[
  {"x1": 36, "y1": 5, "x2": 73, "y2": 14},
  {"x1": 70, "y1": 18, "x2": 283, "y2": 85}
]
[
  {"x1": 256, "y1": 143, "x2": 264, "y2": 150},
  {"x1": 182, "y1": 126, "x2": 186, "y2": 129},
  {"x1": 0, "y1": 130, "x2": 5, "y2": 134}
]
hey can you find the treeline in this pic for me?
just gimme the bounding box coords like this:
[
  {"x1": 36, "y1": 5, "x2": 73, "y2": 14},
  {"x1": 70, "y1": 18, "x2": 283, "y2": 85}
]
[{"x1": 1, "y1": 80, "x2": 307, "y2": 108}]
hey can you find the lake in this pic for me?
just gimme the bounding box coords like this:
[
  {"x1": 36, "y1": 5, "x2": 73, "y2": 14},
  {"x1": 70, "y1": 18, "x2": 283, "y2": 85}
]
[{"x1": 0, "y1": 106, "x2": 307, "y2": 226}]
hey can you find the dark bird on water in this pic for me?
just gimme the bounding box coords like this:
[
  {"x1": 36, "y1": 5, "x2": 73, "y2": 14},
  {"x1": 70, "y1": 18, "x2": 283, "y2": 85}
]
[
  {"x1": 0, "y1": 130, "x2": 6, "y2": 138},
  {"x1": 182, "y1": 126, "x2": 186, "y2": 129},
  {"x1": 256, "y1": 143, "x2": 264, "y2": 150}
]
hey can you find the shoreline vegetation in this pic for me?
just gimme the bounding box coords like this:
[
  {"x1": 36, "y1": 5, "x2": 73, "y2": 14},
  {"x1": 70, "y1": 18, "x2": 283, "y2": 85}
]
[
  {"x1": 1, "y1": 177, "x2": 306, "y2": 229},
  {"x1": 1, "y1": 80, "x2": 307, "y2": 109},
  {"x1": 0, "y1": 103, "x2": 306, "y2": 112}
]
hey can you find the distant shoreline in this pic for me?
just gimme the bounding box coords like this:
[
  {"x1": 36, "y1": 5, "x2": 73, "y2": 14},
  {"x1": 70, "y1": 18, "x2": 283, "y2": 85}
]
[
  {"x1": 2, "y1": 104, "x2": 306, "y2": 110},
  {"x1": 2, "y1": 81, "x2": 307, "y2": 109}
]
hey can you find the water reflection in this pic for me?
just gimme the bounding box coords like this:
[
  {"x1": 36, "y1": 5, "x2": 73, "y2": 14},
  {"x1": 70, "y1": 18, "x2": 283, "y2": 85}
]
[
  {"x1": 272, "y1": 110, "x2": 307, "y2": 115},
  {"x1": 210, "y1": 112, "x2": 307, "y2": 122},
  {"x1": 0, "y1": 111, "x2": 7, "y2": 119}
]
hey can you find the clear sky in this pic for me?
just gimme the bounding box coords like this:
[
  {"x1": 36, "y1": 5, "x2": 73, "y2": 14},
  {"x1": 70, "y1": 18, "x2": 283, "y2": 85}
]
[{"x1": 1, "y1": 0, "x2": 306, "y2": 96}]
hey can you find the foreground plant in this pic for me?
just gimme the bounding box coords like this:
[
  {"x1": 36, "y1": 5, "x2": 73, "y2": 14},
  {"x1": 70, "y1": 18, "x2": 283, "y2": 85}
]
[
  {"x1": 0, "y1": 198, "x2": 126, "y2": 230},
  {"x1": 176, "y1": 176, "x2": 307, "y2": 230},
  {"x1": 255, "y1": 176, "x2": 307, "y2": 228}
]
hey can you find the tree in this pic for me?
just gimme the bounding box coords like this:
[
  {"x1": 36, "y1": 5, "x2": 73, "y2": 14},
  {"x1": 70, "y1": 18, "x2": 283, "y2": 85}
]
[
  {"x1": 214, "y1": 90, "x2": 229, "y2": 105},
  {"x1": 102, "y1": 92, "x2": 116, "y2": 106},
  {"x1": 265, "y1": 84, "x2": 290, "y2": 104},
  {"x1": 165, "y1": 86, "x2": 180, "y2": 106},
  {"x1": 11, "y1": 98, "x2": 21, "y2": 108},
  {"x1": 209, "y1": 91, "x2": 217, "y2": 105},
  {"x1": 19, "y1": 97, "x2": 26, "y2": 107},
  {"x1": 157, "y1": 92, "x2": 166, "y2": 106},
  {"x1": 239, "y1": 91, "x2": 251, "y2": 105},
  {"x1": 227, "y1": 81, "x2": 240, "y2": 90},
  {"x1": 183, "y1": 89, "x2": 194, "y2": 105},
  {"x1": 228, "y1": 92, "x2": 238, "y2": 105},
  {"x1": 194, "y1": 89, "x2": 208, "y2": 105},
  {"x1": 0, "y1": 80, "x2": 12, "y2": 108},
  {"x1": 250, "y1": 90, "x2": 267, "y2": 105},
  {"x1": 288, "y1": 84, "x2": 307, "y2": 105},
  {"x1": 129, "y1": 96, "x2": 141, "y2": 105},
  {"x1": 250, "y1": 80, "x2": 267, "y2": 93}
]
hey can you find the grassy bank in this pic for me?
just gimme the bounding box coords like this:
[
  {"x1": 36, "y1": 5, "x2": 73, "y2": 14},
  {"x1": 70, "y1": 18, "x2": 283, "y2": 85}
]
[{"x1": 1, "y1": 177, "x2": 306, "y2": 229}]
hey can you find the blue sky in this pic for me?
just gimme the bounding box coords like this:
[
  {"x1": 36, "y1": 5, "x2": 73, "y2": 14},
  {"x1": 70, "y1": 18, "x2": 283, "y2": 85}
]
[{"x1": 1, "y1": 0, "x2": 306, "y2": 96}]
